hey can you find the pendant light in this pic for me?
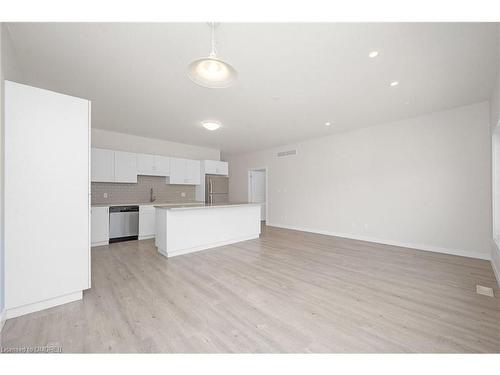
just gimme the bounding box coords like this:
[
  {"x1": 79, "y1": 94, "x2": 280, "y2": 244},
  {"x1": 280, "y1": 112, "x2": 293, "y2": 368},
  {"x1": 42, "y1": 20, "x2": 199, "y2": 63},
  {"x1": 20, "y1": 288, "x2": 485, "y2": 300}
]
[{"x1": 187, "y1": 22, "x2": 237, "y2": 89}]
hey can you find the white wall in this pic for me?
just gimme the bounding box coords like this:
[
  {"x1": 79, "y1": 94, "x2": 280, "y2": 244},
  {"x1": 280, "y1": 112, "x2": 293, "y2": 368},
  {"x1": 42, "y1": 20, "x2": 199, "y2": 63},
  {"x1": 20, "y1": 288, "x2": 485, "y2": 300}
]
[
  {"x1": 492, "y1": 134, "x2": 500, "y2": 283},
  {"x1": 0, "y1": 22, "x2": 4, "y2": 325},
  {"x1": 228, "y1": 102, "x2": 492, "y2": 260},
  {"x1": 489, "y1": 25, "x2": 500, "y2": 284},
  {"x1": 493, "y1": 135, "x2": 500, "y2": 238},
  {"x1": 490, "y1": 26, "x2": 500, "y2": 134},
  {"x1": 1, "y1": 23, "x2": 24, "y2": 327},
  {"x1": 92, "y1": 128, "x2": 220, "y2": 161}
]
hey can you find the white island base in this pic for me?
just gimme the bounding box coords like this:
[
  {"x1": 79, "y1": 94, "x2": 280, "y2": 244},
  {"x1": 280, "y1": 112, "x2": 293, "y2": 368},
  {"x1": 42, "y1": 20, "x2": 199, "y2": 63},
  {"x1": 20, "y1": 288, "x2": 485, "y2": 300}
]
[{"x1": 155, "y1": 203, "x2": 261, "y2": 257}]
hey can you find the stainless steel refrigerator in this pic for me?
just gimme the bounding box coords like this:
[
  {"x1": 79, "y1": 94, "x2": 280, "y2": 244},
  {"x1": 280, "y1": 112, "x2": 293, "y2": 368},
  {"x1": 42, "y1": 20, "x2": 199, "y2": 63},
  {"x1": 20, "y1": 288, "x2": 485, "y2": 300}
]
[{"x1": 205, "y1": 174, "x2": 229, "y2": 204}]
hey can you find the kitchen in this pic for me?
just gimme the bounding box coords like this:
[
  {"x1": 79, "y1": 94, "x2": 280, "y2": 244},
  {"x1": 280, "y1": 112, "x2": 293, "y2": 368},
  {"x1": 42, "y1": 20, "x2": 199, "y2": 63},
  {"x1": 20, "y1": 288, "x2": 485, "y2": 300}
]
[{"x1": 90, "y1": 148, "x2": 261, "y2": 254}]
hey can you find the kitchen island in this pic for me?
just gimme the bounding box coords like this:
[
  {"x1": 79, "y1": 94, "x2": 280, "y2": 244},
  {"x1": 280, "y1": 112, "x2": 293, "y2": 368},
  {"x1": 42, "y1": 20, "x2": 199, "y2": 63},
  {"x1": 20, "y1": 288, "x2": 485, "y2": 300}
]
[{"x1": 154, "y1": 203, "x2": 261, "y2": 257}]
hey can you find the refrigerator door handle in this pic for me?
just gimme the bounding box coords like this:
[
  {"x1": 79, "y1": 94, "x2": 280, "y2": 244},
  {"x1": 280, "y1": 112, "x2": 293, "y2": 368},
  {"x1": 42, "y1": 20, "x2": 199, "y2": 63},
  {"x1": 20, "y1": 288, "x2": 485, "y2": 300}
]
[{"x1": 209, "y1": 179, "x2": 213, "y2": 193}]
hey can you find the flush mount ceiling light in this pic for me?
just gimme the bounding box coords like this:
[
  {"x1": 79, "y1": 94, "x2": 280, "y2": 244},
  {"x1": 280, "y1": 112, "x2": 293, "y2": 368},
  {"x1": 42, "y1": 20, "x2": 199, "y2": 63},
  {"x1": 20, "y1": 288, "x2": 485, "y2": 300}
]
[
  {"x1": 202, "y1": 121, "x2": 221, "y2": 131},
  {"x1": 390, "y1": 81, "x2": 399, "y2": 87},
  {"x1": 325, "y1": 122, "x2": 332, "y2": 126},
  {"x1": 368, "y1": 50, "x2": 379, "y2": 58},
  {"x1": 187, "y1": 23, "x2": 237, "y2": 89}
]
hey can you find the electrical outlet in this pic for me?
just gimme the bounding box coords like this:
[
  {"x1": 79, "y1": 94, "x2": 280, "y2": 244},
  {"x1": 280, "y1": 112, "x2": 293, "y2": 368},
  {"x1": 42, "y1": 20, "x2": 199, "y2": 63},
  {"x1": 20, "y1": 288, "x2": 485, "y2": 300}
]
[
  {"x1": 103, "y1": 193, "x2": 108, "y2": 198},
  {"x1": 181, "y1": 192, "x2": 186, "y2": 198}
]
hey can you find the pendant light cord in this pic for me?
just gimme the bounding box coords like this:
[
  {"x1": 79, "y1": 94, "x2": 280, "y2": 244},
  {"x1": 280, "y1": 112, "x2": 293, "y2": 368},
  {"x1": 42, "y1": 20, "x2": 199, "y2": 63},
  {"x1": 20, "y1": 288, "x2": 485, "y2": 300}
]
[{"x1": 210, "y1": 22, "x2": 217, "y2": 57}]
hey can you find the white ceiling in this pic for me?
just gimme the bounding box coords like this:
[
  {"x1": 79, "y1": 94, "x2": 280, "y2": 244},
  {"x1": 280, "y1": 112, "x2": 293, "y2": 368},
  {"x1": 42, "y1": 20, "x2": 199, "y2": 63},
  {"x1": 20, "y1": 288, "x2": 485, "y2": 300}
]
[{"x1": 6, "y1": 22, "x2": 498, "y2": 155}]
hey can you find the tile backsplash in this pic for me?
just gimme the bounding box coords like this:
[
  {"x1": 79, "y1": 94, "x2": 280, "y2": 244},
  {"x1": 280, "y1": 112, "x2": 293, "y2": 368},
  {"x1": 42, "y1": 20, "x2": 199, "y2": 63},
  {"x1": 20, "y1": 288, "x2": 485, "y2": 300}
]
[{"x1": 91, "y1": 175, "x2": 197, "y2": 204}]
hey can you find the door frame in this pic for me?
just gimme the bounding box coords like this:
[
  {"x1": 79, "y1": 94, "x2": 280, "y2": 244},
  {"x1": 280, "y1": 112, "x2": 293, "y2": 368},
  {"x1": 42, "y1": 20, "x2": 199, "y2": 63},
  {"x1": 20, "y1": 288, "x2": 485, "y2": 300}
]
[
  {"x1": 493, "y1": 122, "x2": 500, "y2": 242},
  {"x1": 248, "y1": 167, "x2": 268, "y2": 222}
]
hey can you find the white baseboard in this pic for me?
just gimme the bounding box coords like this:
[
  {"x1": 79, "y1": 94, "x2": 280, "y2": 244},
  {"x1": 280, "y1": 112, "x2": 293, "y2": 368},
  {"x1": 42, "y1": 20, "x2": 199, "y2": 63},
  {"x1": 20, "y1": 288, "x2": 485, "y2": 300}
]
[
  {"x1": 158, "y1": 234, "x2": 260, "y2": 258},
  {"x1": 267, "y1": 222, "x2": 490, "y2": 261},
  {"x1": 0, "y1": 310, "x2": 5, "y2": 333},
  {"x1": 139, "y1": 235, "x2": 155, "y2": 240},
  {"x1": 91, "y1": 241, "x2": 109, "y2": 247},
  {"x1": 492, "y1": 259, "x2": 500, "y2": 288},
  {"x1": 5, "y1": 291, "x2": 83, "y2": 319},
  {"x1": 492, "y1": 240, "x2": 500, "y2": 287}
]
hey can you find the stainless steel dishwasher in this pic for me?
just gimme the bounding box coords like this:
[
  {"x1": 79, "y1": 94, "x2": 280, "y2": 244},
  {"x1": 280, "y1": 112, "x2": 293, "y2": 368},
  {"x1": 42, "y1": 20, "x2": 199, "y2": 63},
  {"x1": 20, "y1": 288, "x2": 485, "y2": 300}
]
[{"x1": 109, "y1": 206, "x2": 139, "y2": 243}]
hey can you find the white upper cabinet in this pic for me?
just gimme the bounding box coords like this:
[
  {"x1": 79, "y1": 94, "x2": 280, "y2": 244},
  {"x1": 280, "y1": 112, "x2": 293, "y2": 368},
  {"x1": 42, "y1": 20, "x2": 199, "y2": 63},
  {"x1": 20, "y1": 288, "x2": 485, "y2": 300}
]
[
  {"x1": 137, "y1": 153, "x2": 170, "y2": 176},
  {"x1": 169, "y1": 157, "x2": 186, "y2": 184},
  {"x1": 91, "y1": 148, "x2": 115, "y2": 182},
  {"x1": 114, "y1": 151, "x2": 138, "y2": 183},
  {"x1": 91, "y1": 148, "x2": 203, "y2": 184},
  {"x1": 155, "y1": 155, "x2": 170, "y2": 176},
  {"x1": 92, "y1": 148, "x2": 138, "y2": 183},
  {"x1": 169, "y1": 157, "x2": 201, "y2": 185},
  {"x1": 186, "y1": 159, "x2": 201, "y2": 184},
  {"x1": 203, "y1": 160, "x2": 229, "y2": 176},
  {"x1": 137, "y1": 153, "x2": 156, "y2": 175}
]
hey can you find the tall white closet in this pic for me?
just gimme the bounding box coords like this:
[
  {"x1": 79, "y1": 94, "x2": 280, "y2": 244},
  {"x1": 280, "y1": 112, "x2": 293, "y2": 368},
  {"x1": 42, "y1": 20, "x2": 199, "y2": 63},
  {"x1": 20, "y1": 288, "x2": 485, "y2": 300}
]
[{"x1": 4, "y1": 81, "x2": 91, "y2": 318}]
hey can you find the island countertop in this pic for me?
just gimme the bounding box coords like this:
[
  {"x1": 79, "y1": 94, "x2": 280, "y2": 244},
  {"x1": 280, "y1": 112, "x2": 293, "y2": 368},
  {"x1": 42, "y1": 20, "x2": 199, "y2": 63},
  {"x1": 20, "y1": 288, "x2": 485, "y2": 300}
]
[
  {"x1": 91, "y1": 201, "x2": 201, "y2": 208},
  {"x1": 155, "y1": 202, "x2": 261, "y2": 257},
  {"x1": 154, "y1": 202, "x2": 261, "y2": 211}
]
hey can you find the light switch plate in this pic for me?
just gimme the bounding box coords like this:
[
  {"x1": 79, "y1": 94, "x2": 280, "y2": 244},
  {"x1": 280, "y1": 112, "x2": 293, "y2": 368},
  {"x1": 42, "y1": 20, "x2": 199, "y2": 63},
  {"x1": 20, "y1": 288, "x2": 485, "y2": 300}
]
[
  {"x1": 103, "y1": 193, "x2": 108, "y2": 198},
  {"x1": 181, "y1": 192, "x2": 186, "y2": 198}
]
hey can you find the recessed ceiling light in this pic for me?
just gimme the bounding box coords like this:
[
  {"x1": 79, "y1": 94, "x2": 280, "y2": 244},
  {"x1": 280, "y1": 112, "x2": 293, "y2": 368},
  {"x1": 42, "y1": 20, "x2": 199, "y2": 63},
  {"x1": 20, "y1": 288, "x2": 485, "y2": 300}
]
[
  {"x1": 325, "y1": 122, "x2": 331, "y2": 126},
  {"x1": 390, "y1": 81, "x2": 399, "y2": 87},
  {"x1": 202, "y1": 121, "x2": 221, "y2": 131},
  {"x1": 368, "y1": 51, "x2": 379, "y2": 58}
]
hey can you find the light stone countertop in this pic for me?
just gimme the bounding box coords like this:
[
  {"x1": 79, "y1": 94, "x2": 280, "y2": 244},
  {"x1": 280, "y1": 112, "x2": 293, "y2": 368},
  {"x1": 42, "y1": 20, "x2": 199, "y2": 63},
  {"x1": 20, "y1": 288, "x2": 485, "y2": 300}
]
[
  {"x1": 154, "y1": 202, "x2": 261, "y2": 211},
  {"x1": 91, "y1": 201, "x2": 201, "y2": 208}
]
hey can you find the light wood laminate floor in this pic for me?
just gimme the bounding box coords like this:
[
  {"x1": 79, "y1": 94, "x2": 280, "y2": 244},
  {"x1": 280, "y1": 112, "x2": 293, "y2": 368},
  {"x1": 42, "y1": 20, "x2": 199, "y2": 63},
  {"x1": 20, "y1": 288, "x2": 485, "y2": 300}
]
[{"x1": 1, "y1": 225, "x2": 499, "y2": 353}]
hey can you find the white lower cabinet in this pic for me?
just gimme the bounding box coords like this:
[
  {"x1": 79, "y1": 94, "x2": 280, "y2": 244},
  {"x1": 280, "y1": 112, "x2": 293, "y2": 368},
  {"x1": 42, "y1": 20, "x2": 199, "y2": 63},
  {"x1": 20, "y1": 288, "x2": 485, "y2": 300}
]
[
  {"x1": 92, "y1": 205, "x2": 154, "y2": 245},
  {"x1": 91, "y1": 207, "x2": 109, "y2": 246},
  {"x1": 139, "y1": 205, "x2": 156, "y2": 239}
]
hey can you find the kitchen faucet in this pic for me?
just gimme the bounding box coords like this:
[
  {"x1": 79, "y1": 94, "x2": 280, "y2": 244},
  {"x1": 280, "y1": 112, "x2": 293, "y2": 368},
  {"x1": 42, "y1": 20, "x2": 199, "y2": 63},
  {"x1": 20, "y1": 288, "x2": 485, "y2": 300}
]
[{"x1": 150, "y1": 188, "x2": 156, "y2": 203}]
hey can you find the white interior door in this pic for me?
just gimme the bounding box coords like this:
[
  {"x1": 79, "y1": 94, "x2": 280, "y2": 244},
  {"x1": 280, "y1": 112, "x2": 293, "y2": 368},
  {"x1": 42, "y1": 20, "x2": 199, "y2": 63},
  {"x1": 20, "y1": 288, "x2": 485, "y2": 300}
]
[{"x1": 250, "y1": 170, "x2": 266, "y2": 221}]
